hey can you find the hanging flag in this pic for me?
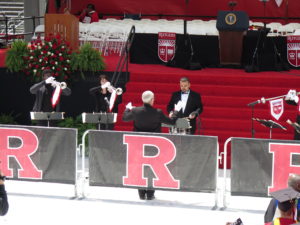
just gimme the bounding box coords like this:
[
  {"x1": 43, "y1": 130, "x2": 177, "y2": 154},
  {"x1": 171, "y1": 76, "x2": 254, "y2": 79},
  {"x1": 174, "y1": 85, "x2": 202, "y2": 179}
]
[
  {"x1": 158, "y1": 32, "x2": 176, "y2": 63},
  {"x1": 269, "y1": 98, "x2": 284, "y2": 120},
  {"x1": 275, "y1": 0, "x2": 283, "y2": 7},
  {"x1": 51, "y1": 86, "x2": 62, "y2": 108},
  {"x1": 287, "y1": 35, "x2": 300, "y2": 67}
]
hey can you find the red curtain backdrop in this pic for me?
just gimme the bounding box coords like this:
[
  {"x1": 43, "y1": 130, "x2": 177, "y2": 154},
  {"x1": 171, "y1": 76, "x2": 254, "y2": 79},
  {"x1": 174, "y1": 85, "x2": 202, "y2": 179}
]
[{"x1": 48, "y1": 0, "x2": 299, "y2": 21}]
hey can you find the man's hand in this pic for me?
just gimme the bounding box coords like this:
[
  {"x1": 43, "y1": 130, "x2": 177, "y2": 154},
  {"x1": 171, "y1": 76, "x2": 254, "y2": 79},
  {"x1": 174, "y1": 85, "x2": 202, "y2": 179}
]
[
  {"x1": 174, "y1": 100, "x2": 183, "y2": 112},
  {"x1": 45, "y1": 76, "x2": 55, "y2": 84},
  {"x1": 189, "y1": 112, "x2": 197, "y2": 119},
  {"x1": 126, "y1": 102, "x2": 133, "y2": 110},
  {"x1": 285, "y1": 89, "x2": 299, "y2": 103}
]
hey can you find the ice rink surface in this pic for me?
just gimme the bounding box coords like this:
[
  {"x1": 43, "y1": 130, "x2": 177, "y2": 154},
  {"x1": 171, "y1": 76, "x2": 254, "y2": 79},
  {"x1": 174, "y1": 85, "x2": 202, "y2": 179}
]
[{"x1": 0, "y1": 177, "x2": 270, "y2": 225}]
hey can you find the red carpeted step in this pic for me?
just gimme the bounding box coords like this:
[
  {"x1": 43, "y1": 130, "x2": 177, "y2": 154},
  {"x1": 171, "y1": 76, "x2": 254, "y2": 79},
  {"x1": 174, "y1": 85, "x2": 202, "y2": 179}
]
[
  {"x1": 124, "y1": 82, "x2": 293, "y2": 98},
  {"x1": 130, "y1": 70, "x2": 300, "y2": 88}
]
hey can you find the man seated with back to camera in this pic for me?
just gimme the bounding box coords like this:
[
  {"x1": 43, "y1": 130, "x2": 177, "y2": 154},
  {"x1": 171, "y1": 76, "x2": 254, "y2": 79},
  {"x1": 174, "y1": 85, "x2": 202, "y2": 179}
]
[
  {"x1": 89, "y1": 74, "x2": 122, "y2": 130},
  {"x1": 30, "y1": 69, "x2": 71, "y2": 126}
]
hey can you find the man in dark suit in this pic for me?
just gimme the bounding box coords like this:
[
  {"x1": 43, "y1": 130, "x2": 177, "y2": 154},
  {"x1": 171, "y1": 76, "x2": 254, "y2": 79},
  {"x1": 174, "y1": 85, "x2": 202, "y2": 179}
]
[
  {"x1": 89, "y1": 74, "x2": 122, "y2": 130},
  {"x1": 30, "y1": 69, "x2": 71, "y2": 126},
  {"x1": 167, "y1": 77, "x2": 203, "y2": 134},
  {"x1": 122, "y1": 90, "x2": 179, "y2": 200}
]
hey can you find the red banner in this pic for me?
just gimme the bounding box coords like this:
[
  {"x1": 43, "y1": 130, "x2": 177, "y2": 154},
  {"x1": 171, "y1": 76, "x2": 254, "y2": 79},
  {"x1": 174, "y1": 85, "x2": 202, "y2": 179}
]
[
  {"x1": 287, "y1": 35, "x2": 300, "y2": 67},
  {"x1": 158, "y1": 32, "x2": 176, "y2": 63}
]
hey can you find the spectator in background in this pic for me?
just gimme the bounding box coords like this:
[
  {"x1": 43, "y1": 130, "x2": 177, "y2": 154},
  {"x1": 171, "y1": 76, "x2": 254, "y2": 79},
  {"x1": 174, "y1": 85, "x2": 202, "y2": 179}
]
[
  {"x1": 79, "y1": 3, "x2": 99, "y2": 23},
  {"x1": 264, "y1": 174, "x2": 300, "y2": 225},
  {"x1": 0, "y1": 169, "x2": 8, "y2": 216}
]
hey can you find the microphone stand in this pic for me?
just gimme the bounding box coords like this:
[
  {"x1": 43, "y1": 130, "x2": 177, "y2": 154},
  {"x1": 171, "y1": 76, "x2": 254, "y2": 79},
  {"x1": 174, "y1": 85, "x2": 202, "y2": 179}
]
[{"x1": 247, "y1": 97, "x2": 266, "y2": 138}]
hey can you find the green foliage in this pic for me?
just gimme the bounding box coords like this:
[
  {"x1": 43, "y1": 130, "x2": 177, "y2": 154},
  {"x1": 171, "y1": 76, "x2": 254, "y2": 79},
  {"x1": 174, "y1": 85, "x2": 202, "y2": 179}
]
[
  {"x1": 57, "y1": 115, "x2": 96, "y2": 149},
  {"x1": 70, "y1": 43, "x2": 106, "y2": 77},
  {"x1": 5, "y1": 40, "x2": 29, "y2": 73},
  {"x1": 0, "y1": 113, "x2": 18, "y2": 124}
]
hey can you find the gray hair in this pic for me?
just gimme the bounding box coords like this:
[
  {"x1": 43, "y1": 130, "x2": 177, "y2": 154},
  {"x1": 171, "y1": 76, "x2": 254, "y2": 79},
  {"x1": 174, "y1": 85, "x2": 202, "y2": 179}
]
[
  {"x1": 180, "y1": 77, "x2": 190, "y2": 83},
  {"x1": 288, "y1": 173, "x2": 300, "y2": 191},
  {"x1": 142, "y1": 90, "x2": 154, "y2": 104}
]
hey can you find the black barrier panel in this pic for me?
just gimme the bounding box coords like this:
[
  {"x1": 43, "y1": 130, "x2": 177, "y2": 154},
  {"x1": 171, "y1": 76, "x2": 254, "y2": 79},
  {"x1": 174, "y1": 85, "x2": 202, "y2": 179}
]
[
  {"x1": 231, "y1": 138, "x2": 300, "y2": 197},
  {"x1": 0, "y1": 125, "x2": 77, "y2": 184},
  {"x1": 89, "y1": 131, "x2": 218, "y2": 192}
]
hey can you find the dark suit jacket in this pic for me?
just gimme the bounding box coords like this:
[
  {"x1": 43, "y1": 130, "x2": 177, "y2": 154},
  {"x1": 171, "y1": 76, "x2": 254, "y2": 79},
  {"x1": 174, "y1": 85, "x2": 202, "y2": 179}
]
[
  {"x1": 30, "y1": 80, "x2": 71, "y2": 112},
  {"x1": 0, "y1": 184, "x2": 8, "y2": 216},
  {"x1": 167, "y1": 90, "x2": 203, "y2": 134},
  {"x1": 89, "y1": 86, "x2": 121, "y2": 113},
  {"x1": 122, "y1": 103, "x2": 177, "y2": 133}
]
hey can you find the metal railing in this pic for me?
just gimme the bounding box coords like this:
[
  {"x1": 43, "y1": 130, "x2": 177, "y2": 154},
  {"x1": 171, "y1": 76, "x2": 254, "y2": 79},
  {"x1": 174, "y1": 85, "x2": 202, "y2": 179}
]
[
  {"x1": 110, "y1": 25, "x2": 135, "y2": 87},
  {"x1": 0, "y1": 16, "x2": 43, "y2": 46}
]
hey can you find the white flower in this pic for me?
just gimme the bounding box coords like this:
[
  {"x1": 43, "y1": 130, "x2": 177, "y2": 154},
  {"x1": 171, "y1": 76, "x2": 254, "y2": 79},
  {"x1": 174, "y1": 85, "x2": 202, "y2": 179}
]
[
  {"x1": 64, "y1": 68, "x2": 67, "y2": 71},
  {"x1": 30, "y1": 50, "x2": 33, "y2": 53},
  {"x1": 30, "y1": 56, "x2": 33, "y2": 59},
  {"x1": 48, "y1": 52, "x2": 51, "y2": 55},
  {"x1": 61, "y1": 46, "x2": 65, "y2": 49},
  {"x1": 38, "y1": 46, "x2": 41, "y2": 50},
  {"x1": 66, "y1": 59, "x2": 70, "y2": 63},
  {"x1": 39, "y1": 59, "x2": 42, "y2": 62},
  {"x1": 55, "y1": 61, "x2": 58, "y2": 65},
  {"x1": 52, "y1": 66, "x2": 55, "y2": 70},
  {"x1": 59, "y1": 53, "x2": 62, "y2": 56},
  {"x1": 33, "y1": 69, "x2": 37, "y2": 73},
  {"x1": 42, "y1": 67, "x2": 44, "y2": 70}
]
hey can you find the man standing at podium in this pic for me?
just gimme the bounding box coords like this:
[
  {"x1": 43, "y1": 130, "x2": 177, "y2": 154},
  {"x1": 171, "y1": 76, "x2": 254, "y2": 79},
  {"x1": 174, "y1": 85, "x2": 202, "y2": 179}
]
[
  {"x1": 89, "y1": 74, "x2": 122, "y2": 130},
  {"x1": 30, "y1": 69, "x2": 71, "y2": 126},
  {"x1": 167, "y1": 77, "x2": 203, "y2": 134},
  {"x1": 122, "y1": 90, "x2": 179, "y2": 200}
]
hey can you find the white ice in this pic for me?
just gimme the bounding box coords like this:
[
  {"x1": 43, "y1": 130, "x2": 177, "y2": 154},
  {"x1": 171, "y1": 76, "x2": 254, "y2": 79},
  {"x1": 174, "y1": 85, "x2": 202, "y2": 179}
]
[{"x1": 0, "y1": 171, "x2": 270, "y2": 225}]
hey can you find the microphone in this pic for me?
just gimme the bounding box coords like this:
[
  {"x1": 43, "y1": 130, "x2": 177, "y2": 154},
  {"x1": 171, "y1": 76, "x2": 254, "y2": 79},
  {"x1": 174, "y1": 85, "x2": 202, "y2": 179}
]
[{"x1": 247, "y1": 97, "x2": 266, "y2": 107}]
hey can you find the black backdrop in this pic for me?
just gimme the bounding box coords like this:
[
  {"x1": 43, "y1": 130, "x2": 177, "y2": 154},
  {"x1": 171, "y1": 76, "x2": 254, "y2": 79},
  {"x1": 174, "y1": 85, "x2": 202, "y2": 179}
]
[
  {"x1": 130, "y1": 33, "x2": 291, "y2": 70},
  {"x1": 0, "y1": 70, "x2": 127, "y2": 125}
]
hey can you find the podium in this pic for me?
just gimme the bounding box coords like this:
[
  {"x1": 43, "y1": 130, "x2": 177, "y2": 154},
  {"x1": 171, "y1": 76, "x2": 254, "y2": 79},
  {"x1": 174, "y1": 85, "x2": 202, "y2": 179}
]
[
  {"x1": 216, "y1": 11, "x2": 249, "y2": 65},
  {"x1": 45, "y1": 13, "x2": 79, "y2": 50},
  {"x1": 162, "y1": 118, "x2": 191, "y2": 134},
  {"x1": 82, "y1": 112, "x2": 117, "y2": 130},
  {"x1": 30, "y1": 112, "x2": 64, "y2": 127},
  {"x1": 253, "y1": 118, "x2": 286, "y2": 139}
]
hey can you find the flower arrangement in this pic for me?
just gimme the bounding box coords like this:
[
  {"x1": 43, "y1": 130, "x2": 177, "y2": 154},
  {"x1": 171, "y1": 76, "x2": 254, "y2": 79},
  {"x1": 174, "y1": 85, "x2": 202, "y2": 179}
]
[
  {"x1": 24, "y1": 34, "x2": 72, "y2": 81},
  {"x1": 6, "y1": 34, "x2": 106, "y2": 82}
]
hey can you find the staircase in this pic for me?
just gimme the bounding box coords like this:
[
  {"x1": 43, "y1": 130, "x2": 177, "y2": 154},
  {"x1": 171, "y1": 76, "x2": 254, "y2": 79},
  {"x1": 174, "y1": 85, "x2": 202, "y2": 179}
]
[
  {"x1": 114, "y1": 66, "x2": 299, "y2": 167},
  {"x1": 0, "y1": 1, "x2": 24, "y2": 35}
]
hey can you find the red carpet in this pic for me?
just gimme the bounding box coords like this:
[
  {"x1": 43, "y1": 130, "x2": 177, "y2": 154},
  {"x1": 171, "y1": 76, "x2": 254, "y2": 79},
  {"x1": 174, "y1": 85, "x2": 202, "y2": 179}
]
[{"x1": 104, "y1": 55, "x2": 300, "y2": 167}]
